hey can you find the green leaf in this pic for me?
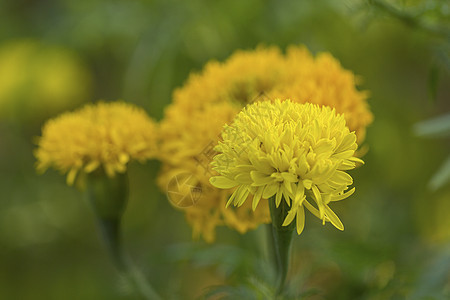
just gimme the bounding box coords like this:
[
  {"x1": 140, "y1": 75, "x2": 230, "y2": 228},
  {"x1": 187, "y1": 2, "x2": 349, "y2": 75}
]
[
  {"x1": 429, "y1": 155, "x2": 450, "y2": 191},
  {"x1": 409, "y1": 245, "x2": 450, "y2": 300},
  {"x1": 413, "y1": 113, "x2": 450, "y2": 138},
  {"x1": 167, "y1": 243, "x2": 253, "y2": 276}
]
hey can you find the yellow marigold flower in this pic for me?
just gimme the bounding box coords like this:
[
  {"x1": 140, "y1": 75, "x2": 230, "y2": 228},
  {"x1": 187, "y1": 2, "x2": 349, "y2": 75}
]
[
  {"x1": 210, "y1": 100, "x2": 363, "y2": 234},
  {"x1": 159, "y1": 45, "x2": 372, "y2": 241},
  {"x1": 170, "y1": 46, "x2": 284, "y2": 110},
  {"x1": 35, "y1": 101, "x2": 158, "y2": 185}
]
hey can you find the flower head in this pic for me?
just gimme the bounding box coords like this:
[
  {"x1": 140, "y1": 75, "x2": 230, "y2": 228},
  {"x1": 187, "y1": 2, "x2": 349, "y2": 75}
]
[
  {"x1": 210, "y1": 100, "x2": 363, "y2": 234},
  {"x1": 35, "y1": 101, "x2": 158, "y2": 185},
  {"x1": 158, "y1": 45, "x2": 371, "y2": 241}
]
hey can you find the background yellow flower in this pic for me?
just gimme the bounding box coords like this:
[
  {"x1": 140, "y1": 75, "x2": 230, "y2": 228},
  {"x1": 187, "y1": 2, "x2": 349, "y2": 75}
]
[{"x1": 35, "y1": 101, "x2": 158, "y2": 185}]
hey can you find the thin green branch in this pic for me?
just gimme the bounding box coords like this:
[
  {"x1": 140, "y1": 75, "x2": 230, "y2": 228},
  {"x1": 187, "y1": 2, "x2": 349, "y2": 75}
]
[{"x1": 368, "y1": 0, "x2": 449, "y2": 38}]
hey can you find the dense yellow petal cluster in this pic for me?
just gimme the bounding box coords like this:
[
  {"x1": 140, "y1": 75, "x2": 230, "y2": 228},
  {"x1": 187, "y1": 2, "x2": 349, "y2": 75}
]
[
  {"x1": 158, "y1": 45, "x2": 372, "y2": 241},
  {"x1": 210, "y1": 100, "x2": 363, "y2": 234},
  {"x1": 35, "y1": 101, "x2": 158, "y2": 185}
]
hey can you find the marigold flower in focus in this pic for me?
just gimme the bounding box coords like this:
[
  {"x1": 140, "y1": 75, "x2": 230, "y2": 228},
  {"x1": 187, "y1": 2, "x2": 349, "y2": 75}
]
[
  {"x1": 158, "y1": 45, "x2": 372, "y2": 241},
  {"x1": 210, "y1": 100, "x2": 363, "y2": 234},
  {"x1": 35, "y1": 101, "x2": 158, "y2": 185}
]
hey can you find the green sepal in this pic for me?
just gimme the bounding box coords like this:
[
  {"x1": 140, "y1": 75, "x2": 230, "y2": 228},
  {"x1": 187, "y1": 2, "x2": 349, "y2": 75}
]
[
  {"x1": 85, "y1": 169, "x2": 128, "y2": 270},
  {"x1": 268, "y1": 195, "x2": 295, "y2": 295}
]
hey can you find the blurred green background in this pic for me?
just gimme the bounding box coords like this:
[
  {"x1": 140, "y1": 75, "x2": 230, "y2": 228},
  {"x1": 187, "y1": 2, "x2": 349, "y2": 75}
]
[{"x1": 0, "y1": 0, "x2": 449, "y2": 299}]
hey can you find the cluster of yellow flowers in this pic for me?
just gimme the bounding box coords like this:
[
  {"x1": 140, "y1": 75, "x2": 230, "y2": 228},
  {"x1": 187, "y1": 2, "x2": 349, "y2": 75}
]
[
  {"x1": 210, "y1": 100, "x2": 362, "y2": 234},
  {"x1": 35, "y1": 45, "x2": 371, "y2": 243},
  {"x1": 158, "y1": 45, "x2": 372, "y2": 242},
  {"x1": 35, "y1": 101, "x2": 158, "y2": 185}
]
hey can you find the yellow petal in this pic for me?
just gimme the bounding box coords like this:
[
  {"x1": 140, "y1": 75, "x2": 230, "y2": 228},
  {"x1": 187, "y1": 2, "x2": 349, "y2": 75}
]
[
  {"x1": 66, "y1": 167, "x2": 78, "y2": 186},
  {"x1": 119, "y1": 153, "x2": 130, "y2": 164},
  {"x1": 283, "y1": 180, "x2": 293, "y2": 194},
  {"x1": 332, "y1": 150, "x2": 355, "y2": 159},
  {"x1": 226, "y1": 187, "x2": 239, "y2": 207},
  {"x1": 281, "y1": 172, "x2": 297, "y2": 182},
  {"x1": 332, "y1": 171, "x2": 353, "y2": 186},
  {"x1": 303, "y1": 179, "x2": 312, "y2": 189},
  {"x1": 349, "y1": 157, "x2": 365, "y2": 164},
  {"x1": 275, "y1": 189, "x2": 283, "y2": 207},
  {"x1": 303, "y1": 199, "x2": 321, "y2": 218},
  {"x1": 336, "y1": 133, "x2": 356, "y2": 152},
  {"x1": 236, "y1": 188, "x2": 250, "y2": 207},
  {"x1": 324, "y1": 205, "x2": 344, "y2": 230},
  {"x1": 234, "y1": 173, "x2": 253, "y2": 184},
  {"x1": 252, "y1": 187, "x2": 264, "y2": 211},
  {"x1": 293, "y1": 182, "x2": 305, "y2": 203},
  {"x1": 312, "y1": 184, "x2": 322, "y2": 203},
  {"x1": 338, "y1": 160, "x2": 356, "y2": 170},
  {"x1": 210, "y1": 176, "x2": 238, "y2": 189},
  {"x1": 250, "y1": 171, "x2": 274, "y2": 186},
  {"x1": 331, "y1": 187, "x2": 355, "y2": 202},
  {"x1": 296, "y1": 206, "x2": 305, "y2": 235},
  {"x1": 263, "y1": 183, "x2": 279, "y2": 199},
  {"x1": 282, "y1": 207, "x2": 297, "y2": 226},
  {"x1": 84, "y1": 160, "x2": 100, "y2": 173},
  {"x1": 312, "y1": 185, "x2": 325, "y2": 219},
  {"x1": 249, "y1": 156, "x2": 275, "y2": 174}
]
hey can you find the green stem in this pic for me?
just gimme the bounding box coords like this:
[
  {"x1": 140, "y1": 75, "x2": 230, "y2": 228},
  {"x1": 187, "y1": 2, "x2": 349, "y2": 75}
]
[
  {"x1": 265, "y1": 224, "x2": 277, "y2": 273},
  {"x1": 86, "y1": 170, "x2": 162, "y2": 300},
  {"x1": 268, "y1": 196, "x2": 295, "y2": 296},
  {"x1": 96, "y1": 217, "x2": 126, "y2": 271},
  {"x1": 95, "y1": 217, "x2": 161, "y2": 300}
]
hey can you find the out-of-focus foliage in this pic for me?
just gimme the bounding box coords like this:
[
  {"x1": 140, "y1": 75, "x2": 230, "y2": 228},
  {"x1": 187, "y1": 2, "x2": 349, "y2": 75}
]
[
  {"x1": 414, "y1": 113, "x2": 450, "y2": 191},
  {"x1": 0, "y1": 0, "x2": 449, "y2": 299},
  {"x1": 0, "y1": 39, "x2": 91, "y2": 121}
]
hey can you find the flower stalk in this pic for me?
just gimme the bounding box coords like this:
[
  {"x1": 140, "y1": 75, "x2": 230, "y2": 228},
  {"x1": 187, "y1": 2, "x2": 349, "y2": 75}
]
[
  {"x1": 268, "y1": 196, "x2": 295, "y2": 295},
  {"x1": 86, "y1": 170, "x2": 161, "y2": 300},
  {"x1": 86, "y1": 170, "x2": 128, "y2": 268}
]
